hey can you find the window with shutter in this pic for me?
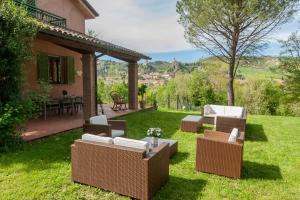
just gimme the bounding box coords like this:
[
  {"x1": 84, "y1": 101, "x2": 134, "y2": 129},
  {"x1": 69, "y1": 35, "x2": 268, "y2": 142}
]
[
  {"x1": 37, "y1": 52, "x2": 49, "y2": 83},
  {"x1": 67, "y1": 56, "x2": 75, "y2": 84}
]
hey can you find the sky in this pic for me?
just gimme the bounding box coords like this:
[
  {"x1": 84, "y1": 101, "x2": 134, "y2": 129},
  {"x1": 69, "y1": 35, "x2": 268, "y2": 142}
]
[{"x1": 86, "y1": 0, "x2": 300, "y2": 62}]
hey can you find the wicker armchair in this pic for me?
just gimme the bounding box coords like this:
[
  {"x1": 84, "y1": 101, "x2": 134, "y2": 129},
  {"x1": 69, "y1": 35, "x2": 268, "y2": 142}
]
[
  {"x1": 71, "y1": 139, "x2": 170, "y2": 200},
  {"x1": 83, "y1": 115, "x2": 127, "y2": 138},
  {"x1": 196, "y1": 130, "x2": 244, "y2": 179}
]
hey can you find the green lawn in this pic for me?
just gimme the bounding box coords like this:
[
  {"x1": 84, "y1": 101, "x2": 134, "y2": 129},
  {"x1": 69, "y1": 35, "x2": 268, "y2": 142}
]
[
  {"x1": 237, "y1": 66, "x2": 281, "y2": 80},
  {"x1": 1, "y1": 110, "x2": 300, "y2": 199}
]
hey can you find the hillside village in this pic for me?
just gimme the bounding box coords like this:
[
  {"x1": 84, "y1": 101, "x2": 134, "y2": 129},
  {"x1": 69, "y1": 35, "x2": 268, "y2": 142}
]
[{"x1": 97, "y1": 56, "x2": 281, "y2": 87}]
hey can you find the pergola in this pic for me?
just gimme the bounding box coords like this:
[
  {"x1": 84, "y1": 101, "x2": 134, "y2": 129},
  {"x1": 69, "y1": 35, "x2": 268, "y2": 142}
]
[{"x1": 37, "y1": 24, "x2": 151, "y2": 120}]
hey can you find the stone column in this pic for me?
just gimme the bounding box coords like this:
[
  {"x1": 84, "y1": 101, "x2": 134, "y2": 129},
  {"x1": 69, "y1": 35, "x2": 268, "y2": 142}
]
[
  {"x1": 128, "y1": 62, "x2": 138, "y2": 109},
  {"x1": 82, "y1": 54, "x2": 97, "y2": 120}
]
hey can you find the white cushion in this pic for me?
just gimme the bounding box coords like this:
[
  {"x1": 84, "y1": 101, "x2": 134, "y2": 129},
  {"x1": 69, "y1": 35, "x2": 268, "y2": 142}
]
[
  {"x1": 204, "y1": 105, "x2": 244, "y2": 118},
  {"x1": 210, "y1": 105, "x2": 225, "y2": 115},
  {"x1": 82, "y1": 133, "x2": 113, "y2": 144},
  {"x1": 228, "y1": 128, "x2": 239, "y2": 143},
  {"x1": 204, "y1": 105, "x2": 215, "y2": 115},
  {"x1": 89, "y1": 115, "x2": 108, "y2": 125},
  {"x1": 182, "y1": 115, "x2": 202, "y2": 122},
  {"x1": 224, "y1": 106, "x2": 243, "y2": 118},
  {"x1": 113, "y1": 137, "x2": 149, "y2": 153},
  {"x1": 112, "y1": 130, "x2": 125, "y2": 138}
]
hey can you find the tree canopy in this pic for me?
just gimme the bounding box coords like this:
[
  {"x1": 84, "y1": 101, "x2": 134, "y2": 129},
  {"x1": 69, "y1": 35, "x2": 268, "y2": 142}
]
[{"x1": 177, "y1": 0, "x2": 299, "y2": 105}]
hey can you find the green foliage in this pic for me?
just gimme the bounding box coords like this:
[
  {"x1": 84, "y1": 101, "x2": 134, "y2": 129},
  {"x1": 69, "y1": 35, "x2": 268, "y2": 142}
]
[
  {"x1": 279, "y1": 32, "x2": 300, "y2": 102},
  {"x1": 177, "y1": 0, "x2": 298, "y2": 105},
  {"x1": 0, "y1": 0, "x2": 40, "y2": 103},
  {"x1": 138, "y1": 84, "x2": 147, "y2": 100},
  {"x1": 97, "y1": 80, "x2": 128, "y2": 104},
  {"x1": 189, "y1": 71, "x2": 217, "y2": 107},
  {"x1": 235, "y1": 79, "x2": 282, "y2": 115},
  {"x1": 0, "y1": 100, "x2": 33, "y2": 152},
  {"x1": 0, "y1": 1, "x2": 40, "y2": 151}
]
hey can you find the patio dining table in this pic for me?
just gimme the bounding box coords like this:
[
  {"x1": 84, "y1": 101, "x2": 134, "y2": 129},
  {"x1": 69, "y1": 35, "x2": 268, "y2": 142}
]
[{"x1": 43, "y1": 96, "x2": 83, "y2": 120}]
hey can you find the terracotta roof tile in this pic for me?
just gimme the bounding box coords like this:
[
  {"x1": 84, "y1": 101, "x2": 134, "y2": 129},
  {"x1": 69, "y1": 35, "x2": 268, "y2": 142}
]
[{"x1": 40, "y1": 24, "x2": 151, "y2": 60}]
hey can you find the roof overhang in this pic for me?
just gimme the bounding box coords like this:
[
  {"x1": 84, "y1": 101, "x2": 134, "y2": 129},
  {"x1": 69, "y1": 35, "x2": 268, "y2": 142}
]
[
  {"x1": 38, "y1": 24, "x2": 151, "y2": 62},
  {"x1": 76, "y1": 0, "x2": 99, "y2": 19}
]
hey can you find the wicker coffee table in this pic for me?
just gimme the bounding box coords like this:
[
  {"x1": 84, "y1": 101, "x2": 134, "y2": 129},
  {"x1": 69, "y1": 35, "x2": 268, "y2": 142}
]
[
  {"x1": 141, "y1": 137, "x2": 178, "y2": 158},
  {"x1": 181, "y1": 115, "x2": 204, "y2": 133}
]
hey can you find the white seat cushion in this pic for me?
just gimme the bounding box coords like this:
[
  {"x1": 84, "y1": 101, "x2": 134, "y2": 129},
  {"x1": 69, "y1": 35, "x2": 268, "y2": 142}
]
[
  {"x1": 114, "y1": 137, "x2": 149, "y2": 153},
  {"x1": 89, "y1": 115, "x2": 108, "y2": 125},
  {"x1": 182, "y1": 115, "x2": 202, "y2": 122},
  {"x1": 228, "y1": 128, "x2": 239, "y2": 143},
  {"x1": 82, "y1": 133, "x2": 113, "y2": 144},
  {"x1": 112, "y1": 129, "x2": 125, "y2": 138}
]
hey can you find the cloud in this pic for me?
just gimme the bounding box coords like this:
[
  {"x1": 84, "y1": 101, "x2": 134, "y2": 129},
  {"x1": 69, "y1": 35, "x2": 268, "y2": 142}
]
[
  {"x1": 86, "y1": 0, "x2": 300, "y2": 53},
  {"x1": 86, "y1": 0, "x2": 191, "y2": 53}
]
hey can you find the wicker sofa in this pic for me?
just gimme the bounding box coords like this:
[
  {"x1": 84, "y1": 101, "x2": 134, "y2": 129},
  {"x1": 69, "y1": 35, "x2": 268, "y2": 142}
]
[
  {"x1": 203, "y1": 105, "x2": 247, "y2": 132},
  {"x1": 83, "y1": 115, "x2": 127, "y2": 138},
  {"x1": 71, "y1": 136, "x2": 170, "y2": 200},
  {"x1": 196, "y1": 130, "x2": 244, "y2": 179}
]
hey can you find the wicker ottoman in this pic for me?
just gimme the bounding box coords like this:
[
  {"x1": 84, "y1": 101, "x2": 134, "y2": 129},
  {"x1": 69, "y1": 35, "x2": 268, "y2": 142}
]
[{"x1": 181, "y1": 115, "x2": 203, "y2": 133}]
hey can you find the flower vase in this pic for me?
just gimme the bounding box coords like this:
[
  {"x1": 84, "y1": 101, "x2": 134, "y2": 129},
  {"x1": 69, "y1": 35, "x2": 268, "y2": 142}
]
[{"x1": 152, "y1": 137, "x2": 158, "y2": 147}]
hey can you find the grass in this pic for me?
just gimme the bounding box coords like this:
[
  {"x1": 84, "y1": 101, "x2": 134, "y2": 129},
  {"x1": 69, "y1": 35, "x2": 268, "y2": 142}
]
[
  {"x1": 1, "y1": 109, "x2": 300, "y2": 199},
  {"x1": 237, "y1": 66, "x2": 281, "y2": 80}
]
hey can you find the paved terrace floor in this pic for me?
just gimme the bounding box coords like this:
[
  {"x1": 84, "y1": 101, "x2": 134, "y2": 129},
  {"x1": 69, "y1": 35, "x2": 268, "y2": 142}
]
[{"x1": 22, "y1": 104, "x2": 152, "y2": 141}]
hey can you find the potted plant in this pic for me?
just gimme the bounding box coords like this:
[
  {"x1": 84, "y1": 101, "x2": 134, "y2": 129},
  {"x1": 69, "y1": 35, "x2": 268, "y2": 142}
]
[
  {"x1": 138, "y1": 84, "x2": 147, "y2": 109},
  {"x1": 147, "y1": 128, "x2": 162, "y2": 147}
]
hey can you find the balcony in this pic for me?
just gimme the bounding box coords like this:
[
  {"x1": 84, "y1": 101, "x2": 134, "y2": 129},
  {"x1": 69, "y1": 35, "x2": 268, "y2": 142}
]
[{"x1": 13, "y1": 0, "x2": 66, "y2": 28}]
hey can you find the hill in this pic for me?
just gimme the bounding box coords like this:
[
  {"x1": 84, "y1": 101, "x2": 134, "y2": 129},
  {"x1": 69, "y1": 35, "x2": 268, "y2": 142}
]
[{"x1": 97, "y1": 56, "x2": 281, "y2": 80}]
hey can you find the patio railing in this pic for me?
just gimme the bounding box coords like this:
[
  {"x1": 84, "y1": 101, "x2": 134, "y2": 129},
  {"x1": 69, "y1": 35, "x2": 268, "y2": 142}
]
[{"x1": 13, "y1": 0, "x2": 67, "y2": 28}]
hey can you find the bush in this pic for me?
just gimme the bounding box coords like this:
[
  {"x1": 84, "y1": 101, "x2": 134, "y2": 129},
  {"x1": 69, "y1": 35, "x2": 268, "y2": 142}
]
[
  {"x1": 235, "y1": 79, "x2": 281, "y2": 115},
  {"x1": 0, "y1": 1, "x2": 40, "y2": 151},
  {"x1": 0, "y1": 101, "x2": 34, "y2": 152}
]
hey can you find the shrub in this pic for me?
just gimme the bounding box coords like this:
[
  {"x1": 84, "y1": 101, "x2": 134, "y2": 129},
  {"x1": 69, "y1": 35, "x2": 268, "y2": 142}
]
[
  {"x1": 235, "y1": 79, "x2": 281, "y2": 115},
  {"x1": 0, "y1": 1, "x2": 40, "y2": 151}
]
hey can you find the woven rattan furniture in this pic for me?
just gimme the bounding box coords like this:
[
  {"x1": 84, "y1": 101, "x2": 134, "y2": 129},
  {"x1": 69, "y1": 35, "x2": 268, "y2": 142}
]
[
  {"x1": 110, "y1": 91, "x2": 128, "y2": 111},
  {"x1": 181, "y1": 115, "x2": 204, "y2": 133},
  {"x1": 202, "y1": 105, "x2": 247, "y2": 132},
  {"x1": 83, "y1": 115, "x2": 127, "y2": 138},
  {"x1": 141, "y1": 137, "x2": 178, "y2": 158},
  {"x1": 196, "y1": 130, "x2": 244, "y2": 179},
  {"x1": 71, "y1": 139, "x2": 170, "y2": 200}
]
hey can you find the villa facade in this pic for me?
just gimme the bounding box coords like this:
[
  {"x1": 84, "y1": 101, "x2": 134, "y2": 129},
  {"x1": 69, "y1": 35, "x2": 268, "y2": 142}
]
[{"x1": 17, "y1": 0, "x2": 150, "y2": 120}]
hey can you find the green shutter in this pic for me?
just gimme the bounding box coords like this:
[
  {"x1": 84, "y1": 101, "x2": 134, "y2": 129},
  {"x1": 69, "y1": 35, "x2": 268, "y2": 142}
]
[
  {"x1": 67, "y1": 56, "x2": 75, "y2": 84},
  {"x1": 60, "y1": 57, "x2": 67, "y2": 84},
  {"x1": 37, "y1": 52, "x2": 49, "y2": 83}
]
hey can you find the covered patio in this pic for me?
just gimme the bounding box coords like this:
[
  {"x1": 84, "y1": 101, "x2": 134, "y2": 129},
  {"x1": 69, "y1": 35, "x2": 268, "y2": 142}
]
[
  {"x1": 22, "y1": 24, "x2": 151, "y2": 141},
  {"x1": 22, "y1": 104, "x2": 153, "y2": 141}
]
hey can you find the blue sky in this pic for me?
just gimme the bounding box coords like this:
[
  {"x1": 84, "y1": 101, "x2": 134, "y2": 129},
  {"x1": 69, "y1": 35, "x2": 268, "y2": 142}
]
[{"x1": 87, "y1": 0, "x2": 299, "y2": 63}]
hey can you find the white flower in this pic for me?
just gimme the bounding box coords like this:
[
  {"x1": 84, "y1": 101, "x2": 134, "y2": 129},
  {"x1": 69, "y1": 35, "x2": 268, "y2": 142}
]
[{"x1": 147, "y1": 127, "x2": 163, "y2": 137}]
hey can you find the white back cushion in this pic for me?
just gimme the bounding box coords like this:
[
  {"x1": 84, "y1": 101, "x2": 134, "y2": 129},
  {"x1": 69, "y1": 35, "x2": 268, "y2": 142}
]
[
  {"x1": 210, "y1": 105, "x2": 225, "y2": 115},
  {"x1": 204, "y1": 105, "x2": 215, "y2": 115},
  {"x1": 89, "y1": 115, "x2": 108, "y2": 125},
  {"x1": 228, "y1": 128, "x2": 239, "y2": 143},
  {"x1": 82, "y1": 133, "x2": 113, "y2": 144},
  {"x1": 224, "y1": 106, "x2": 243, "y2": 118},
  {"x1": 114, "y1": 137, "x2": 149, "y2": 153}
]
